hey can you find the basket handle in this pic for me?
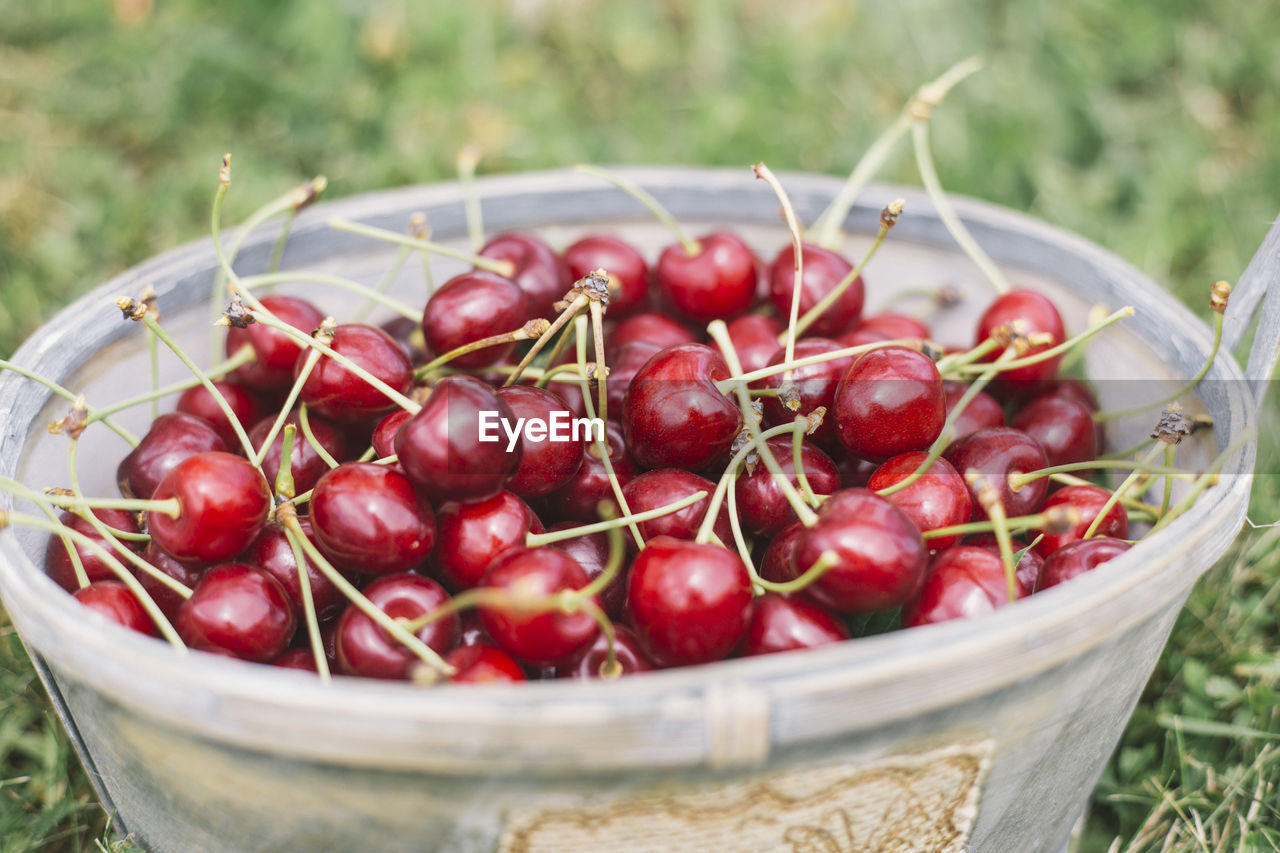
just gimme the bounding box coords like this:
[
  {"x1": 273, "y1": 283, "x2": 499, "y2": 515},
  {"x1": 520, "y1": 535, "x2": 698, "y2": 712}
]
[{"x1": 1222, "y1": 213, "x2": 1280, "y2": 402}]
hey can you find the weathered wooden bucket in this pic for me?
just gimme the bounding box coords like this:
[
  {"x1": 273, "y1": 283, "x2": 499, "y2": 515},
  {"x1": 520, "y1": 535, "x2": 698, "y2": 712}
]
[{"x1": 1, "y1": 168, "x2": 1276, "y2": 852}]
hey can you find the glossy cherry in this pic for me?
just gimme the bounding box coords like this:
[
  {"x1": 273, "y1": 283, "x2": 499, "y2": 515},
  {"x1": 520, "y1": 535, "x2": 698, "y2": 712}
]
[
  {"x1": 175, "y1": 562, "x2": 296, "y2": 662},
  {"x1": 621, "y1": 468, "x2": 731, "y2": 546},
  {"x1": 768, "y1": 242, "x2": 860, "y2": 336},
  {"x1": 273, "y1": 648, "x2": 319, "y2": 672},
  {"x1": 74, "y1": 580, "x2": 157, "y2": 637},
  {"x1": 479, "y1": 231, "x2": 570, "y2": 320},
  {"x1": 335, "y1": 573, "x2": 457, "y2": 679},
  {"x1": 118, "y1": 412, "x2": 228, "y2": 499},
  {"x1": 758, "y1": 337, "x2": 851, "y2": 448},
  {"x1": 656, "y1": 231, "x2": 758, "y2": 322},
  {"x1": 478, "y1": 547, "x2": 599, "y2": 666},
  {"x1": 371, "y1": 408, "x2": 412, "y2": 460},
  {"x1": 1010, "y1": 394, "x2": 1097, "y2": 467},
  {"x1": 564, "y1": 234, "x2": 649, "y2": 317},
  {"x1": 45, "y1": 508, "x2": 141, "y2": 592},
  {"x1": 758, "y1": 520, "x2": 806, "y2": 587},
  {"x1": 297, "y1": 323, "x2": 413, "y2": 421},
  {"x1": 1034, "y1": 486, "x2": 1129, "y2": 557},
  {"x1": 975, "y1": 289, "x2": 1066, "y2": 392},
  {"x1": 148, "y1": 451, "x2": 271, "y2": 564},
  {"x1": 495, "y1": 385, "x2": 585, "y2": 498},
  {"x1": 943, "y1": 380, "x2": 1005, "y2": 440},
  {"x1": 841, "y1": 313, "x2": 931, "y2": 346},
  {"x1": 226, "y1": 294, "x2": 325, "y2": 392},
  {"x1": 741, "y1": 593, "x2": 848, "y2": 656},
  {"x1": 604, "y1": 341, "x2": 662, "y2": 415},
  {"x1": 176, "y1": 380, "x2": 264, "y2": 448},
  {"x1": 537, "y1": 420, "x2": 637, "y2": 523},
  {"x1": 135, "y1": 542, "x2": 208, "y2": 620},
  {"x1": 309, "y1": 462, "x2": 436, "y2": 575},
  {"x1": 546, "y1": 522, "x2": 626, "y2": 619},
  {"x1": 445, "y1": 643, "x2": 527, "y2": 683},
  {"x1": 724, "y1": 313, "x2": 786, "y2": 374},
  {"x1": 834, "y1": 346, "x2": 945, "y2": 462},
  {"x1": 734, "y1": 436, "x2": 839, "y2": 536},
  {"x1": 431, "y1": 490, "x2": 542, "y2": 592},
  {"x1": 422, "y1": 271, "x2": 530, "y2": 369},
  {"x1": 248, "y1": 516, "x2": 346, "y2": 622},
  {"x1": 1037, "y1": 537, "x2": 1131, "y2": 591},
  {"x1": 964, "y1": 533, "x2": 1044, "y2": 596},
  {"x1": 867, "y1": 453, "x2": 973, "y2": 549},
  {"x1": 557, "y1": 625, "x2": 655, "y2": 679},
  {"x1": 902, "y1": 546, "x2": 1024, "y2": 628},
  {"x1": 944, "y1": 427, "x2": 1050, "y2": 519},
  {"x1": 605, "y1": 312, "x2": 697, "y2": 358},
  {"x1": 249, "y1": 411, "x2": 349, "y2": 495}
]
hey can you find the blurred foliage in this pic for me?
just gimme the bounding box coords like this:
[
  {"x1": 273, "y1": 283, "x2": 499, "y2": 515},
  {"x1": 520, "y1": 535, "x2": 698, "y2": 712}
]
[{"x1": 1, "y1": 0, "x2": 1278, "y2": 849}]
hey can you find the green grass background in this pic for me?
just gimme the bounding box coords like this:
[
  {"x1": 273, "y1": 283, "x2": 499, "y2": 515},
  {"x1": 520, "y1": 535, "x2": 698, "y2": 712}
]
[{"x1": 2, "y1": 0, "x2": 1278, "y2": 849}]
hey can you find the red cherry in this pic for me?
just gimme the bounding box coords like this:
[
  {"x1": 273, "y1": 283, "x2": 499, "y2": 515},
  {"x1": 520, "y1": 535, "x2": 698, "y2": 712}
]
[
  {"x1": 866, "y1": 453, "x2": 972, "y2": 549},
  {"x1": 1011, "y1": 394, "x2": 1097, "y2": 467},
  {"x1": 117, "y1": 412, "x2": 228, "y2": 499},
  {"x1": 943, "y1": 427, "x2": 1050, "y2": 519},
  {"x1": 734, "y1": 436, "x2": 839, "y2": 536},
  {"x1": 45, "y1": 508, "x2": 141, "y2": 592},
  {"x1": 621, "y1": 468, "x2": 731, "y2": 546},
  {"x1": 903, "y1": 546, "x2": 1024, "y2": 628},
  {"x1": 248, "y1": 517, "x2": 346, "y2": 622},
  {"x1": 380, "y1": 315, "x2": 430, "y2": 366},
  {"x1": 1037, "y1": 537, "x2": 1131, "y2": 590},
  {"x1": 725, "y1": 314, "x2": 786, "y2": 374},
  {"x1": 445, "y1": 643, "x2": 527, "y2": 683},
  {"x1": 309, "y1": 463, "x2": 436, "y2": 575},
  {"x1": 175, "y1": 563, "x2": 296, "y2": 661},
  {"x1": 148, "y1": 452, "x2": 271, "y2": 564},
  {"x1": 835, "y1": 454, "x2": 879, "y2": 489},
  {"x1": 627, "y1": 536, "x2": 752, "y2": 667},
  {"x1": 248, "y1": 411, "x2": 349, "y2": 495},
  {"x1": 964, "y1": 534, "x2": 1044, "y2": 596},
  {"x1": 1037, "y1": 377, "x2": 1100, "y2": 413},
  {"x1": 605, "y1": 312, "x2": 697, "y2": 357},
  {"x1": 74, "y1": 580, "x2": 157, "y2": 636},
  {"x1": 742, "y1": 593, "x2": 848, "y2": 656},
  {"x1": 226, "y1": 294, "x2": 325, "y2": 391},
  {"x1": 603, "y1": 341, "x2": 662, "y2": 416},
  {"x1": 176, "y1": 380, "x2": 264, "y2": 448},
  {"x1": 422, "y1": 271, "x2": 530, "y2": 368},
  {"x1": 371, "y1": 409, "x2": 411, "y2": 460},
  {"x1": 297, "y1": 323, "x2": 413, "y2": 422},
  {"x1": 136, "y1": 542, "x2": 207, "y2": 620},
  {"x1": 974, "y1": 289, "x2": 1066, "y2": 392},
  {"x1": 1033, "y1": 486, "x2": 1129, "y2": 557},
  {"x1": 546, "y1": 522, "x2": 627, "y2": 619},
  {"x1": 623, "y1": 344, "x2": 741, "y2": 471},
  {"x1": 758, "y1": 338, "x2": 851, "y2": 448},
  {"x1": 656, "y1": 231, "x2": 758, "y2": 322},
  {"x1": 759, "y1": 520, "x2": 805, "y2": 586},
  {"x1": 273, "y1": 648, "x2": 319, "y2": 672},
  {"x1": 557, "y1": 625, "x2": 655, "y2": 679},
  {"x1": 478, "y1": 547, "x2": 599, "y2": 666},
  {"x1": 848, "y1": 313, "x2": 931, "y2": 343},
  {"x1": 793, "y1": 489, "x2": 928, "y2": 613},
  {"x1": 768, "y1": 242, "x2": 861, "y2": 336},
  {"x1": 479, "y1": 232, "x2": 570, "y2": 320},
  {"x1": 537, "y1": 420, "x2": 637, "y2": 523},
  {"x1": 943, "y1": 380, "x2": 1006, "y2": 440},
  {"x1": 431, "y1": 491, "x2": 542, "y2": 592},
  {"x1": 834, "y1": 346, "x2": 945, "y2": 462},
  {"x1": 564, "y1": 234, "x2": 649, "y2": 317},
  {"x1": 495, "y1": 386, "x2": 585, "y2": 498},
  {"x1": 394, "y1": 375, "x2": 522, "y2": 503},
  {"x1": 335, "y1": 573, "x2": 457, "y2": 679}
]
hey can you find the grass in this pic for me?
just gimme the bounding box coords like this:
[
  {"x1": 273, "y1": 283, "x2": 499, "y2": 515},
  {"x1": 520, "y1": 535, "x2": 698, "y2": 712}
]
[{"x1": 1, "y1": 0, "x2": 1278, "y2": 849}]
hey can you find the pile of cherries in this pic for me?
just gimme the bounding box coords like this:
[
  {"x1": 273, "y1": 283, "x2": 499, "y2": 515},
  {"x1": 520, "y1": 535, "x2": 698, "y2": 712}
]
[{"x1": 32, "y1": 169, "x2": 1201, "y2": 687}]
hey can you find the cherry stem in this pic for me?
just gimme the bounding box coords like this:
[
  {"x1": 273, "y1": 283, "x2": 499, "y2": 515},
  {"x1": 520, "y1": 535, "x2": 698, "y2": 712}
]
[
  {"x1": 792, "y1": 417, "x2": 820, "y2": 507},
  {"x1": 145, "y1": 324, "x2": 160, "y2": 420},
  {"x1": 753, "y1": 162, "x2": 805, "y2": 381},
  {"x1": 949, "y1": 307, "x2": 1135, "y2": 376},
  {"x1": 724, "y1": 472, "x2": 758, "y2": 588},
  {"x1": 251, "y1": 335, "x2": 327, "y2": 468},
  {"x1": 502, "y1": 294, "x2": 587, "y2": 387},
  {"x1": 353, "y1": 245, "x2": 413, "y2": 324},
  {"x1": 934, "y1": 337, "x2": 1001, "y2": 373},
  {"x1": 1094, "y1": 310, "x2": 1223, "y2": 423},
  {"x1": 810, "y1": 56, "x2": 983, "y2": 250},
  {"x1": 589, "y1": 299, "x2": 610, "y2": 425},
  {"x1": 1008, "y1": 455, "x2": 1193, "y2": 492},
  {"x1": 42, "y1": 493, "x2": 178, "y2": 517},
  {"x1": 0, "y1": 360, "x2": 138, "y2": 446},
  {"x1": 457, "y1": 144, "x2": 485, "y2": 253},
  {"x1": 298, "y1": 404, "x2": 339, "y2": 469},
  {"x1": 576, "y1": 508, "x2": 626, "y2": 601},
  {"x1": 574, "y1": 165, "x2": 700, "y2": 256},
  {"x1": 326, "y1": 217, "x2": 515, "y2": 278},
  {"x1": 1149, "y1": 429, "x2": 1251, "y2": 535},
  {"x1": 265, "y1": 208, "x2": 297, "y2": 277},
  {"x1": 971, "y1": 472, "x2": 1019, "y2": 603},
  {"x1": 720, "y1": 337, "x2": 918, "y2": 392},
  {"x1": 88, "y1": 346, "x2": 255, "y2": 423},
  {"x1": 1160, "y1": 444, "x2": 1177, "y2": 519},
  {"x1": 418, "y1": 319, "x2": 551, "y2": 380},
  {"x1": 586, "y1": 599, "x2": 621, "y2": 679},
  {"x1": 754, "y1": 549, "x2": 842, "y2": 596},
  {"x1": 923, "y1": 509, "x2": 1075, "y2": 542},
  {"x1": 279, "y1": 509, "x2": 455, "y2": 678},
  {"x1": 1050, "y1": 472, "x2": 1161, "y2": 517},
  {"x1": 537, "y1": 314, "x2": 587, "y2": 383},
  {"x1": 527, "y1": 490, "x2": 708, "y2": 548},
  {"x1": 284, "y1": 522, "x2": 331, "y2": 683},
  {"x1": 36, "y1": 495, "x2": 90, "y2": 589},
  {"x1": 275, "y1": 425, "x2": 297, "y2": 499},
  {"x1": 695, "y1": 421, "x2": 809, "y2": 545},
  {"x1": 1083, "y1": 444, "x2": 1166, "y2": 539},
  {"x1": 238, "y1": 271, "x2": 422, "y2": 322}
]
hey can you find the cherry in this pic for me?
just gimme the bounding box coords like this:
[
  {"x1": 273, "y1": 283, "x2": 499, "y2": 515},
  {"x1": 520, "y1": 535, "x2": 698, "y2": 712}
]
[
  {"x1": 623, "y1": 344, "x2": 741, "y2": 471},
  {"x1": 175, "y1": 562, "x2": 295, "y2": 662},
  {"x1": 431, "y1": 490, "x2": 542, "y2": 592},
  {"x1": 136, "y1": 542, "x2": 207, "y2": 620},
  {"x1": 867, "y1": 453, "x2": 972, "y2": 549},
  {"x1": 835, "y1": 454, "x2": 879, "y2": 489},
  {"x1": 273, "y1": 648, "x2": 319, "y2": 672},
  {"x1": 546, "y1": 522, "x2": 626, "y2": 619},
  {"x1": 422, "y1": 271, "x2": 530, "y2": 368},
  {"x1": 1037, "y1": 377, "x2": 1100, "y2": 413},
  {"x1": 176, "y1": 380, "x2": 264, "y2": 448},
  {"x1": 656, "y1": 231, "x2": 758, "y2": 322},
  {"x1": 792, "y1": 489, "x2": 928, "y2": 613},
  {"x1": 335, "y1": 573, "x2": 457, "y2": 679},
  {"x1": 395, "y1": 375, "x2": 522, "y2": 503},
  {"x1": 627, "y1": 536, "x2": 752, "y2": 667},
  {"x1": 758, "y1": 337, "x2": 851, "y2": 448},
  {"x1": 1037, "y1": 537, "x2": 1131, "y2": 591},
  {"x1": 965, "y1": 534, "x2": 1044, "y2": 596},
  {"x1": 309, "y1": 462, "x2": 436, "y2": 575},
  {"x1": 45, "y1": 508, "x2": 141, "y2": 592},
  {"x1": 944, "y1": 427, "x2": 1050, "y2": 519},
  {"x1": 537, "y1": 420, "x2": 637, "y2": 523},
  {"x1": 1033, "y1": 486, "x2": 1129, "y2": 558},
  {"x1": 834, "y1": 346, "x2": 945, "y2": 462},
  {"x1": 380, "y1": 315, "x2": 430, "y2": 366},
  {"x1": 495, "y1": 386, "x2": 584, "y2": 498},
  {"x1": 902, "y1": 546, "x2": 1024, "y2": 628},
  {"x1": 479, "y1": 232, "x2": 570, "y2": 320},
  {"x1": 564, "y1": 234, "x2": 649, "y2": 317},
  {"x1": 118, "y1": 412, "x2": 228, "y2": 499},
  {"x1": 725, "y1": 313, "x2": 786, "y2": 374},
  {"x1": 148, "y1": 451, "x2": 271, "y2": 564},
  {"x1": 297, "y1": 323, "x2": 413, "y2": 422},
  {"x1": 74, "y1": 580, "x2": 157, "y2": 637},
  {"x1": 226, "y1": 294, "x2": 325, "y2": 392},
  {"x1": 1010, "y1": 394, "x2": 1097, "y2": 467},
  {"x1": 742, "y1": 593, "x2": 848, "y2": 656},
  {"x1": 605, "y1": 312, "x2": 696, "y2": 358},
  {"x1": 478, "y1": 547, "x2": 599, "y2": 666},
  {"x1": 975, "y1": 289, "x2": 1066, "y2": 392},
  {"x1": 371, "y1": 408, "x2": 411, "y2": 460},
  {"x1": 769, "y1": 242, "x2": 861, "y2": 336},
  {"x1": 621, "y1": 468, "x2": 731, "y2": 546},
  {"x1": 249, "y1": 411, "x2": 349, "y2": 495},
  {"x1": 842, "y1": 313, "x2": 931, "y2": 345},
  {"x1": 248, "y1": 516, "x2": 346, "y2": 622},
  {"x1": 603, "y1": 341, "x2": 662, "y2": 416},
  {"x1": 759, "y1": 520, "x2": 805, "y2": 587},
  {"x1": 943, "y1": 380, "x2": 1005, "y2": 440},
  {"x1": 557, "y1": 625, "x2": 655, "y2": 679},
  {"x1": 456, "y1": 609, "x2": 491, "y2": 647},
  {"x1": 445, "y1": 643, "x2": 527, "y2": 683},
  {"x1": 734, "y1": 437, "x2": 839, "y2": 536}
]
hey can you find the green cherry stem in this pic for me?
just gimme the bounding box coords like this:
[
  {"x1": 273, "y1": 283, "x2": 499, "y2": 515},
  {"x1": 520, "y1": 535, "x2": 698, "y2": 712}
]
[
  {"x1": 238, "y1": 271, "x2": 423, "y2": 322},
  {"x1": 457, "y1": 145, "x2": 485, "y2": 253},
  {"x1": 719, "y1": 337, "x2": 919, "y2": 393},
  {"x1": 419, "y1": 319, "x2": 551, "y2": 381},
  {"x1": 573, "y1": 165, "x2": 700, "y2": 256},
  {"x1": 326, "y1": 217, "x2": 515, "y2": 277},
  {"x1": 792, "y1": 416, "x2": 821, "y2": 507},
  {"x1": 948, "y1": 307, "x2": 1135, "y2": 377},
  {"x1": 525, "y1": 490, "x2": 708, "y2": 549},
  {"x1": 298, "y1": 404, "x2": 339, "y2": 469},
  {"x1": 1149, "y1": 429, "x2": 1251, "y2": 535},
  {"x1": 0, "y1": 360, "x2": 138, "y2": 446},
  {"x1": 353, "y1": 245, "x2": 414, "y2": 324},
  {"x1": 753, "y1": 162, "x2": 805, "y2": 380},
  {"x1": 1082, "y1": 444, "x2": 1167, "y2": 540},
  {"x1": 967, "y1": 472, "x2": 1018, "y2": 602},
  {"x1": 250, "y1": 325, "x2": 329, "y2": 468},
  {"x1": 275, "y1": 425, "x2": 298, "y2": 499},
  {"x1": 724, "y1": 478, "x2": 759, "y2": 591},
  {"x1": 87, "y1": 346, "x2": 255, "y2": 423},
  {"x1": 695, "y1": 421, "x2": 810, "y2": 545}
]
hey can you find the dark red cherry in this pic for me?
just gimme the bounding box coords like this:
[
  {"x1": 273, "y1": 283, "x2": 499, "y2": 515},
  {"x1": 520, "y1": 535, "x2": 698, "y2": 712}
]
[
  {"x1": 621, "y1": 468, "x2": 731, "y2": 546},
  {"x1": 176, "y1": 380, "x2": 264, "y2": 448},
  {"x1": 845, "y1": 313, "x2": 931, "y2": 344},
  {"x1": 975, "y1": 289, "x2": 1066, "y2": 391},
  {"x1": 1038, "y1": 377, "x2": 1100, "y2": 412},
  {"x1": 943, "y1": 427, "x2": 1050, "y2": 519},
  {"x1": 902, "y1": 546, "x2": 1024, "y2": 628},
  {"x1": 734, "y1": 437, "x2": 839, "y2": 536},
  {"x1": 1037, "y1": 537, "x2": 1131, "y2": 591},
  {"x1": 557, "y1": 625, "x2": 655, "y2": 679},
  {"x1": 742, "y1": 593, "x2": 848, "y2": 656},
  {"x1": 175, "y1": 563, "x2": 295, "y2": 661},
  {"x1": 546, "y1": 522, "x2": 626, "y2": 619},
  {"x1": 604, "y1": 341, "x2": 662, "y2": 416},
  {"x1": 793, "y1": 489, "x2": 928, "y2": 613},
  {"x1": 965, "y1": 533, "x2": 1044, "y2": 596},
  {"x1": 45, "y1": 508, "x2": 141, "y2": 592},
  {"x1": 248, "y1": 411, "x2": 349, "y2": 496},
  {"x1": 759, "y1": 520, "x2": 805, "y2": 586},
  {"x1": 759, "y1": 338, "x2": 852, "y2": 448},
  {"x1": 136, "y1": 542, "x2": 207, "y2": 620},
  {"x1": 479, "y1": 232, "x2": 569, "y2": 320},
  {"x1": 310, "y1": 462, "x2": 436, "y2": 575},
  {"x1": 834, "y1": 346, "x2": 945, "y2": 462},
  {"x1": 1034, "y1": 486, "x2": 1129, "y2": 558},
  {"x1": 148, "y1": 452, "x2": 271, "y2": 564},
  {"x1": 1011, "y1": 394, "x2": 1097, "y2": 467},
  {"x1": 431, "y1": 491, "x2": 542, "y2": 592},
  {"x1": 867, "y1": 453, "x2": 972, "y2": 549},
  {"x1": 297, "y1": 323, "x2": 413, "y2": 422},
  {"x1": 495, "y1": 386, "x2": 585, "y2": 498},
  {"x1": 537, "y1": 420, "x2": 637, "y2": 523},
  {"x1": 335, "y1": 573, "x2": 457, "y2": 679},
  {"x1": 371, "y1": 409, "x2": 412, "y2": 460},
  {"x1": 725, "y1": 314, "x2": 786, "y2": 374},
  {"x1": 422, "y1": 271, "x2": 530, "y2": 369},
  {"x1": 456, "y1": 609, "x2": 491, "y2": 647},
  {"x1": 943, "y1": 380, "x2": 1005, "y2": 440},
  {"x1": 606, "y1": 312, "x2": 697, "y2": 357},
  {"x1": 74, "y1": 580, "x2": 157, "y2": 636},
  {"x1": 446, "y1": 643, "x2": 527, "y2": 683},
  {"x1": 248, "y1": 517, "x2": 346, "y2": 622},
  {"x1": 380, "y1": 315, "x2": 430, "y2": 366},
  {"x1": 835, "y1": 454, "x2": 879, "y2": 489},
  {"x1": 623, "y1": 344, "x2": 741, "y2": 471},
  {"x1": 226, "y1": 294, "x2": 325, "y2": 392},
  {"x1": 118, "y1": 412, "x2": 228, "y2": 499},
  {"x1": 656, "y1": 231, "x2": 758, "y2": 322},
  {"x1": 627, "y1": 536, "x2": 752, "y2": 667},
  {"x1": 395, "y1": 375, "x2": 521, "y2": 503},
  {"x1": 478, "y1": 547, "x2": 599, "y2": 665},
  {"x1": 564, "y1": 234, "x2": 649, "y2": 317},
  {"x1": 769, "y1": 242, "x2": 860, "y2": 336},
  {"x1": 273, "y1": 648, "x2": 319, "y2": 672}
]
